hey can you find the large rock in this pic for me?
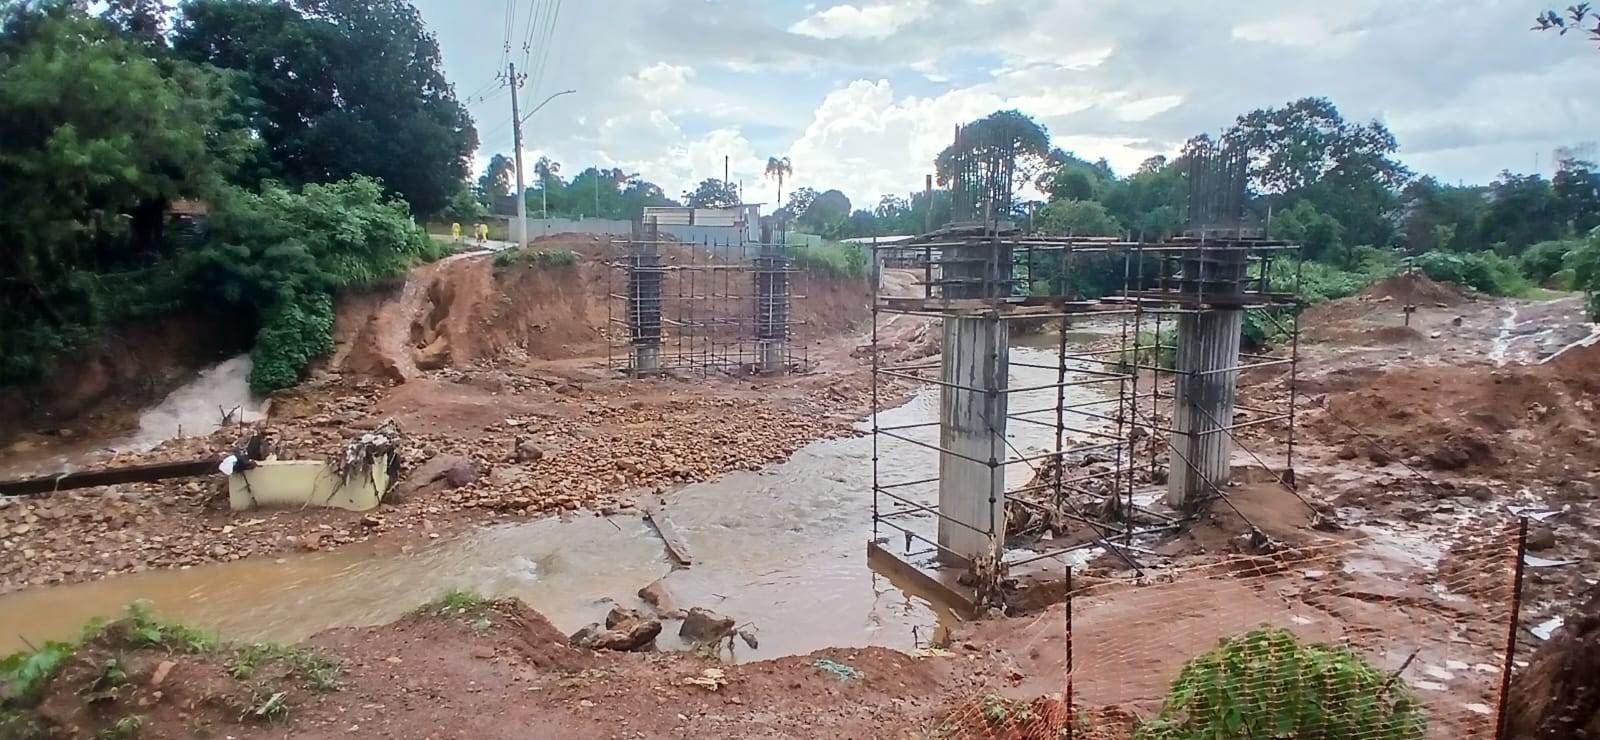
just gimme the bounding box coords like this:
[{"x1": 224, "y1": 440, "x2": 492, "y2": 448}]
[
  {"x1": 394, "y1": 454, "x2": 478, "y2": 500},
  {"x1": 570, "y1": 606, "x2": 664, "y2": 653},
  {"x1": 679, "y1": 608, "x2": 736, "y2": 644},
  {"x1": 638, "y1": 578, "x2": 678, "y2": 613}
]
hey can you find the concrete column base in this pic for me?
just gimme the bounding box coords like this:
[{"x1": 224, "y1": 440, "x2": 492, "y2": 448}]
[
  {"x1": 632, "y1": 345, "x2": 662, "y2": 375},
  {"x1": 937, "y1": 314, "x2": 1009, "y2": 565},
  {"x1": 1166, "y1": 309, "x2": 1244, "y2": 510},
  {"x1": 757, "y1": 340, "x2": 786, "y2": 374}
]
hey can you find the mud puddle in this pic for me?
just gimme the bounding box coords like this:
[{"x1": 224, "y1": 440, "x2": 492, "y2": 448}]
[{"x1": 0, "y1": 341, "x2": 1108, "y2": 661}]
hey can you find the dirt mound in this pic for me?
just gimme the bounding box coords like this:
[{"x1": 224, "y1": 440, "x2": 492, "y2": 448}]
[
  {"x1": 13, "y1": 614, "x2": 338, "y2": 740},
  {"x1": 1362, "y1": 272, "x2": 1467, "y2": 307},
  {"x1": 1304, "y1": 359, "x2": 1600, "y2": 478},
  {"x1": 1505, "y1": 585, "x2": 1600, "y2": 740},
  {"x1": 328, "y1": 237, "x2": 871, "y2": 382}
]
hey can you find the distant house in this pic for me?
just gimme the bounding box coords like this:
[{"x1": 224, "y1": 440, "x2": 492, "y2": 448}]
[
  {"x1": 166, "y1": 198, "x2": 209, "y2": 217},
  {"x1": 164, "y1": 199, "x2": 210, "y2": 248},
  {"x1": 642, "y1": 204, "x2": 763, "y2": 245}
]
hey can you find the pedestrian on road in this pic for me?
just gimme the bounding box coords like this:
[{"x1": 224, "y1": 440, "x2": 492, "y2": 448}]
[
  {"x1": 475, "y1": 223, "x2": 488, "y2": 245},
  {"x1": 451, "y1": 222, "x2": 462, "y2": 242}
]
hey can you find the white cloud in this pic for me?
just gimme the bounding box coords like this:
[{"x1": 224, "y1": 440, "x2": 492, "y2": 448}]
[
  {"x1": 790, "y1": 0, "x2": 933, "y2": 40},
  {"x1": 622, "y1": 63, "x2": 695, "y2": 104},
  {"x1": 433, "y1": 0, "x2": 1597, "y2": 216}
]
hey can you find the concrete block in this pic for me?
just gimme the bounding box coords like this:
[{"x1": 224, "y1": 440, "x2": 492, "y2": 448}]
[{"x1": 228, "y1": 455, "x2": 395, "y2": 512}]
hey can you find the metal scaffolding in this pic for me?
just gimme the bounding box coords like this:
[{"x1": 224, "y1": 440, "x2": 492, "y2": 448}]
[
  {"x1": 867, "y1": 233, "x2": 1305, "y2": 609},
  {"x1": 606, "y1": 218, "x2": 810, "y2": 377}
]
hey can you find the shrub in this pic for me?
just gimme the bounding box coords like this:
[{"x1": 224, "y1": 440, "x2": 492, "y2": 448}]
[
  {"x1": 1520, "y1": 240, "x2": 1581, "y2": 285},
  {"x1": 1107, "y1": 330, "x2": 1175, "y2": 373},
  {"x1": 180, "y1": 176, "x2": 436, "y2": 393},
  {"x1": 493, "y1": 248, "x2": 579, "y2": 270},
  {"x1": 1135, "y1": 626, "x2": 1427, "y2": 740},
  {"x1": 1415, "y1": 250, "x2": 1531, "y2": 297},
  {"x1": 1572, "y1": 235, "x2": 1600, "y2": 320}
]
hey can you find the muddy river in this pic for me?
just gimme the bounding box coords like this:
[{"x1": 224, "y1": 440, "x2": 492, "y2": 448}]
[{"x1": 0, "y1": 336, "x2": 1111, "y2": 661}]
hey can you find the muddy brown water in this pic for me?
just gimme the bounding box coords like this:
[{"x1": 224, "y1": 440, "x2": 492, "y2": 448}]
[{"x1": 0, "y1": 339, "x2": 1109, "y2": 662}]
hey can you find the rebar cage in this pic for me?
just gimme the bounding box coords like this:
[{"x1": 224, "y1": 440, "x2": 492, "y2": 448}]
[
  {"x1": 605, "y1": 219, "x2": 811, "y2": 377},
  {"x1": 867, "y1": 233, "x2": 1306, "y2": 600}
]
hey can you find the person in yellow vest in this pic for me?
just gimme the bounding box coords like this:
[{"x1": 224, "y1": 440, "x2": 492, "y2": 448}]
[
  {"x1": 475, "y1": 223, "x2": 488, "y2": 245},
  {"x1": 450, "y1": 222, "x2": 462, "y2": 242}
]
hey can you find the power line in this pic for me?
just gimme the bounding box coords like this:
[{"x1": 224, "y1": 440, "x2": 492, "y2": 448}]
[
  {"x1": 520, "y1": 0, "x2": 545, "y2": 69},
  {"x1": 497, "y1": 0, "x2": 516, "y2": 71},
  {"x1": 527, "y1": 0, "x2": 562, "y2": 101}
]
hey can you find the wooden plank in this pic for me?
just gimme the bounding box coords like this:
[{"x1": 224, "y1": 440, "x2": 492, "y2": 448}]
[
  {"x1": 0, "y1": 457, "x2": 222, "y2": 497},
  {"x1": 866, "y1": 541, "x2": 978, "y2": 620},
  {"x1": 639, "y1": 493, "x2": 694, "y2": 567}
]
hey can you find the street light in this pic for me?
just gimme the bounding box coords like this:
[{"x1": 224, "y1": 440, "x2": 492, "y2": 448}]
[
  {"x1": 521, "y1": 89, "x2": 576, "y2": 125},
  {"x1": 521, "y1": 89, "x2": 576, "y2": 220}
]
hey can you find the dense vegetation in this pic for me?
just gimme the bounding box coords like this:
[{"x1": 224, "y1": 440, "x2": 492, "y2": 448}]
[
  {"x1": 5, "y1": 0, "x2": 1595, "y2": 398},
  {"x1": 484, "y1": 95, "x2": 1600, "y2": 320},
  {"x1": 0, "y1": 0, "x2": 473, "y2": 392}
]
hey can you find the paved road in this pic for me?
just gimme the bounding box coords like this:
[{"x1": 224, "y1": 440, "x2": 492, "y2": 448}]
[{"x1": 429, "y1": 234, "x2": 518, "y2": 253}]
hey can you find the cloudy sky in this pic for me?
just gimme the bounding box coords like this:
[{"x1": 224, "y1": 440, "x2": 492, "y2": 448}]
[{"x1": 413, "y1": 0, "x2": 1599, "y2": 209}]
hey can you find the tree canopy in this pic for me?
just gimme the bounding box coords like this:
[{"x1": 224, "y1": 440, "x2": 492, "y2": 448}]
[
  {"x1": 0, "y1": 0, "x2": 456, "y2": 389},
  {"x1": 173, "y1": 0, "x2": 477, "y2": 216}
]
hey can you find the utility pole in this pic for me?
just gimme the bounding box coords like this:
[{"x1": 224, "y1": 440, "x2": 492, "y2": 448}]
[{"x1": 509, "y1": 61, "x2": 528, "y2": 247}]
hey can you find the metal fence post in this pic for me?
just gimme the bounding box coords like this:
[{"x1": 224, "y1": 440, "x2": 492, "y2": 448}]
[{"x1": 1494, "y1": 517, "x2": 1531, "y2": 740}]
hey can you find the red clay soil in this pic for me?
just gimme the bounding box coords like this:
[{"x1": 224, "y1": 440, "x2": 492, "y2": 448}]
[
  {"x1": 1362, "y1": 272, "x2": 1468, "y2": 306},
  {"x1": 327, "y1": 236, "x2": 871, "y2": 382},
  {"x1": 1301, "y1": 351, "x2": 1600, "y2": 480},
  {"x1": 1298, "y1": 274, "x2": 1469, "y2": 346},
  {"x1": 4, "y1": 599, "x2": 1017, "y2": 740},
  {"x1": 1505, "y1": 584, "x2": 1600, "y2": 740}
]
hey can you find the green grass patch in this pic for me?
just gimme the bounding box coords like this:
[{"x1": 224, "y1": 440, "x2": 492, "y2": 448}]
[
  {"x1": 493, "y1": 247, "x2": 580, "y2": 270},
  {"x1": 123, "y1": 600, "x2": 216, "y2": 654},
  {"x1": 791, "y1": 242, "x2": 868, "y2": 280},
  {"x1": 228, "y1": 642, "x2": 341, "y2": 692}
]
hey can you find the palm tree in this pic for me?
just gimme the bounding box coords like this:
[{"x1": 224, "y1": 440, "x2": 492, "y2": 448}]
[
  {"x1": 765, "y1": 156, "x2": 793, "y2": 210},
  {"x1": 534, "y1": 156, "x2": 561, "y2": 217}
]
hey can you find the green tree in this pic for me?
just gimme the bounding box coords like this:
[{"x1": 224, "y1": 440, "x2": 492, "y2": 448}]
[
  {"x1": 478, "y1": 154, "x2": 515, "y2": 203},
  {"x1": 782, "y1": 186, "x2": 818, "y2": 219},
  {"x1": 1038, "y1": 200, "x2": 1121, "y2": 236},
  {"x1": 1269, "y1": 201, "x2": 1346, "y2": 262},
  {"x1": 1225, "y1": 97, "x2": 1409, "y2": 247},
  {"x1": 1553, "y1": 160, "x2": 1600, "y2": 232},
  {"x1": 1044, "y1": 149, "x2": 1116, "y2": 202},
  {"x1": 936, "y1": 109, "x2": 1053, "y2": 220},
  {"x1": 531, "y1": 156, "x2": 562, "y2": 217},
  {"x1": 1101, "y1": 155, "x2": 1187, "y2": 239},
  {"x1": 682, "y1": 178, "x2": 741, "y2": 208},
  {"x1": 797, "y1": 189, "x2": 852, "y2": 234},
  {"x1": 1479, "y1": 171, "x2": 1564, "y2": 249},
  {"x1": 173, "y1": 0, "x2": 478, "y2": 216},
  {"x1": 1570, "y1": 235, "x2": 1600, "y2": 318},
  {"x1": 620, "y1": 176, "x2": 676, "y2": 217},
  {"x1": 1399, "y1": 177, "x2": 1490, "y2": 254},
  {"x1": 0, "y1": 5, "x2": 251, "y2": 382}
]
